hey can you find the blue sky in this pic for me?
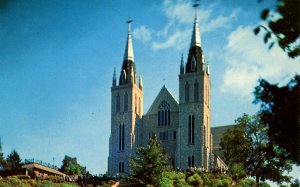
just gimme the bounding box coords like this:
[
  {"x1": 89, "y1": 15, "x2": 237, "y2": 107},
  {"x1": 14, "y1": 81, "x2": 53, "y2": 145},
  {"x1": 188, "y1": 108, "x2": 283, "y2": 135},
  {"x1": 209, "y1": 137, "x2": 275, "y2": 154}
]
[{"x1": 0, "y1": 0, "x2": 299, "y2": 180}]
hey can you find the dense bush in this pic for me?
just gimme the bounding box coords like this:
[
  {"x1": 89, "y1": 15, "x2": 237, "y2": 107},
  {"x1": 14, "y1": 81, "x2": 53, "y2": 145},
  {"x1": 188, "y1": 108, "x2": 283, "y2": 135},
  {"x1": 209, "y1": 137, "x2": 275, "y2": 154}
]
[
  {"x1": 16, "y1": 175, "x2": 31, "y2": 180},
  {"x1": 44, "y1": 176, "x2": 64, "y2": 183},
  {"x1": 239, "y1": 178, "x2": 256, "y2": 187},
  {"x1": 187, "y1": 173, "x2": 203, "y2": 187}
]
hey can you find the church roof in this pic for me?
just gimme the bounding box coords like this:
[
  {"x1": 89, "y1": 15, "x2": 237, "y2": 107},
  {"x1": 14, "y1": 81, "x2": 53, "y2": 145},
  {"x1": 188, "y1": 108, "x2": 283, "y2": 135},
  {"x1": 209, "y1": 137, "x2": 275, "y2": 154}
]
[{"x1": 145, "y1": 85, "x2": 179, "y2": 115}]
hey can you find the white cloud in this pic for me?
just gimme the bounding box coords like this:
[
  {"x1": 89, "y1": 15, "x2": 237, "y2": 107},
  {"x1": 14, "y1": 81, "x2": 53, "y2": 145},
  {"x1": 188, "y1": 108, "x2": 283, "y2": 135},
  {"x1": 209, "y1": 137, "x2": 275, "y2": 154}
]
[
  {"x1": 221, "y1": 26, "x2": 300, "y2": 100},
  {"x1": 133, "y1": 25, "x2": 152, "y2": 43},
  {"x1": 150, "y1": 0, "x2": 237, "y2": 51},
  {"x1": 152, "y1": 30, "x2": 190, "y2": 50},
  {"x1": 201, "y1": 9, "x2": 239, "y2": 33}
]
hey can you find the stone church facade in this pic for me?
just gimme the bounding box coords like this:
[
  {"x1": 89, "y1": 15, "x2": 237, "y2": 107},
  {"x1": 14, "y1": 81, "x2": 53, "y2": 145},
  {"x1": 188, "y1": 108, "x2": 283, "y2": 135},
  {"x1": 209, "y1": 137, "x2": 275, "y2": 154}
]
[{"x1": 108, "y1": 11, "x2": 223, "y2": 176}]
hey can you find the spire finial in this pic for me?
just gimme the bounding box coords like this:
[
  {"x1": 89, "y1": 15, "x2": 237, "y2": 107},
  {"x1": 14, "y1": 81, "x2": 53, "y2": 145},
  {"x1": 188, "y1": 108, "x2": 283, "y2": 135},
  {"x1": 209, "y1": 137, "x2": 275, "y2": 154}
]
[
  {"x1": 126, "y1": 18, "x2": 132, "y2": 32},
  {"x1": 193, "y1": 0, "x2": 200, "y2": 18},
  {"x1": 190, "y1": 0, "x2": 201, "y2": 47},
  {"x1": 124, "y1": 18, "x2": 134, "y2": 62}
]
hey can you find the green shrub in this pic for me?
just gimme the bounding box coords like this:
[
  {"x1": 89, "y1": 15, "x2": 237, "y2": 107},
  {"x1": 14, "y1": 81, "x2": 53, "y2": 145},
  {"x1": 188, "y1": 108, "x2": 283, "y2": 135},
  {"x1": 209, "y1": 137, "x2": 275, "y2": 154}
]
[
  {"x1": 16, "y1": 175, "x2": 31, "y2": 180},
  {"x1": 60, "y1": 183, "x2": 78, "y2": 187},
  {"x1": 187, "y1": 173, "x2": 203, "y2": 187},
  {"x1": 44, "y1": 176, "x2": 64, "y2": 183},
  {"x1": 259, "y1": 181, "x2": 270, "y2": 187},
  {"x1": 239, "y1": 178, "x2": 256, "y2": 187},
  {"x1": 202, "y1": 173, "x2": 213, "y2": 186},
  {"x1": 211, "y1": 179, "x2": 223, "y2": 187},
  {"x1": 36, "y1": 180, "x2": 59, "y2": 187}
]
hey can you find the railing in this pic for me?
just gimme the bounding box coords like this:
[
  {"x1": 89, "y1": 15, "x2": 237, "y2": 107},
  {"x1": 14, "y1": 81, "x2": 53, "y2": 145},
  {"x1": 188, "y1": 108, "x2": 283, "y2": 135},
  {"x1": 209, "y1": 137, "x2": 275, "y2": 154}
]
[{"x1": 24, "y1": 158, "x2": 59, "y2": 170}]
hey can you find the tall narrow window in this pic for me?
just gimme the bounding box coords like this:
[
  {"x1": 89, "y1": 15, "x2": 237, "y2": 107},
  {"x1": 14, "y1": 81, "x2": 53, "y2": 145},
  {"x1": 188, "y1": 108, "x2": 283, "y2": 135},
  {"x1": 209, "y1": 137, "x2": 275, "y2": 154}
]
[
  {"x1": 119, "y1": 162, "x2": 125, "y2": 173},
  {"x1": 119, "y1": 124, "x2": 121, "y2": 151},
  {"x1": 194, "y1": 81, "x2": 199, "y2": 102},
  {"x1": 168, "y1": 110, "x2": 170, "y2": 126},
  {"x1": 116, "y1": 94, "x2": 120, "y2": 112},
  {"x1": 138, "y1": 97, "x2": 141, "y2": 115},
  {"x1": 124, "y1": 93, "x2": 128, "y2": 112},
  {"x1": 119, "y1": 124, "x2": 125, "y2": 151},
  {"x1": 135, "y1": 94, "x2": 137, "y2": 114},
  {"x1": 188, "y1": 116, "x2": 191, "y2": 144},
  {"x1": 173, "y1": 131, "x2": 177, "y2": 140},
  {"x1": 188, "y1": 115, "x2": 195, "y2": 144},
  {"x1": 185, "y1": 82, "x2": 190, "y2": 102},
  {"x1": 158, "y1": 111, "x2": 161, "y2": 126},
  {"x1": 158, "y1": 101, "x2": 170, "y2": 126},
  {"x1": 122, "y1": 124, "x2": 125, "y2": 151},
  {"x1": 171, "y1": 158, "x2": 175, "y2": 169},
  {"x1": 204, "y1": 126, "x2": 206, "y2": 147},
  {"x1": 191, "y1": 156, "x2": 195, "y2": 167},
  {"x1": 188, "y1": 156, "x2": 191, "y2": 167}
]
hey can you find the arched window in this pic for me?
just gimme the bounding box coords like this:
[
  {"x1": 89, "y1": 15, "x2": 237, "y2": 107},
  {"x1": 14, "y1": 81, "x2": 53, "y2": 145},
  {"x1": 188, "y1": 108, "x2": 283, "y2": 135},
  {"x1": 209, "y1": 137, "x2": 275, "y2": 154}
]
[
  {"x1": 191, "y1": 56, "x2": 196, "y2": 71},
  {"x1": 185, "y1": 82, "x2": 190, "y2": 102},
  {"x1": 124, "y1": 93, "x2": 128, "y2": 112},
  {"x1": 158, "y1": 101, "x2": 170, "y2": 126},
  {"x1": 116, "y1": 94, "x2": 120, "y2": 112},
  {"x1": 194, "y1": 81, "x2": 199, "y2": 102},
  {"x1": 188, "y1": 115, "x2": 195, "y2": 144},
  {"x1": 121, "y1": 70, "x2": 127, "y2": 84}
]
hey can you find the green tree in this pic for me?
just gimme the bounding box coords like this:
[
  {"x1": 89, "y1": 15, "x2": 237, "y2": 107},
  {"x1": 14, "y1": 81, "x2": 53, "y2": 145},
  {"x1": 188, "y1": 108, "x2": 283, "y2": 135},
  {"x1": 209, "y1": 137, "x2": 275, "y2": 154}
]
[
  {"x1": 0, "y1": 138, "x2": 6, "y2": 170},
  {"x1": 220, "y1": 114, "x2": 292, "y2": 185},
  {"x1": 254, "y1": 75, "x2": 300, "y2": 164},
  {"x1": 129, "y1": 136, "x2": 169, "y2": 187},
  {"x1": 254, "y1": 0, "x2": 300, "y2": 58},
  {"x1": 6, "y1": 150, "x2": 22, "y2": 172},
  {"x1": 228, "y1": 163, "x2": 247, "y2": 184},
  {"x1": 60, "y1": 155, "x2": 87, "y2": 175}
]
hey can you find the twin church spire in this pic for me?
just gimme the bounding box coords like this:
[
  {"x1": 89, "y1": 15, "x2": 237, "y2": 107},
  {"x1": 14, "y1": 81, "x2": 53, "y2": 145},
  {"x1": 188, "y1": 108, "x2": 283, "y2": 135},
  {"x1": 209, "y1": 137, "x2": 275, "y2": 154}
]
[
  {"x1": 112, "y1": 19, "x2": 142, "y2": 89},
  {"x1": 113, "y1": 1, "x2": 209, "y2": 88},
  {"x1": 182, "y1": 0, "x2": 209, "y2": 75}
]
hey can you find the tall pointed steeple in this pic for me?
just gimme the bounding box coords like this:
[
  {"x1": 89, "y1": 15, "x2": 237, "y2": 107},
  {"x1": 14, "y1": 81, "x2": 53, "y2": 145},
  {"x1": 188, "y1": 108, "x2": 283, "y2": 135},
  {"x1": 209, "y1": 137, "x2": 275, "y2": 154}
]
[
  {"x1": 124, "y1": 19, "x2": 134, "y2": 62},
  {"x1": 119, "y1": 19, "x2": 137, "y2": 85},
  {"x1": 190, "y1": 3, "x2": 201, "y2": 48},
  {"x1": 185, "y1": 1, "x2": 204, "y2": 74}
]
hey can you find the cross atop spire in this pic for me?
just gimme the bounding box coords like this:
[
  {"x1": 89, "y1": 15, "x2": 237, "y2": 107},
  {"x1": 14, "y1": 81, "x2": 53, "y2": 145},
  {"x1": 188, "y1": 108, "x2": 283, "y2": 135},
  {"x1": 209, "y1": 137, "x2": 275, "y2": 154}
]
[
  {"x1": 190, "y1": 0, "x2": 201, "y2": 47},
  {"x1": 124, "y1": 18, "x2": 134, "y2": 62}
]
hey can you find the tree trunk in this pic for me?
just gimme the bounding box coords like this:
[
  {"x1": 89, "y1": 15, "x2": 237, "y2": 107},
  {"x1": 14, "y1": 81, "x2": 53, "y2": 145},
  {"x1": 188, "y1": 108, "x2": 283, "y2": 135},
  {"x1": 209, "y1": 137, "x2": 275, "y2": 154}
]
[{"x1": 256, "y1": 175, "x2": 259, "y2": 187}]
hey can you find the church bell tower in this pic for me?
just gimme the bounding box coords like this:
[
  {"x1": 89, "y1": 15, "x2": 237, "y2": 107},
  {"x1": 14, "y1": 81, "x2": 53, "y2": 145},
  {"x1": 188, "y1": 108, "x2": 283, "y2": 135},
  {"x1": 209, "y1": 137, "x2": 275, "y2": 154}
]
[
  {"x1": 108, "y1": 20, "x2": 143, "y2": 176},
  {"x1": 177, "y1": 2, "x2": 212, "y2": 171}
]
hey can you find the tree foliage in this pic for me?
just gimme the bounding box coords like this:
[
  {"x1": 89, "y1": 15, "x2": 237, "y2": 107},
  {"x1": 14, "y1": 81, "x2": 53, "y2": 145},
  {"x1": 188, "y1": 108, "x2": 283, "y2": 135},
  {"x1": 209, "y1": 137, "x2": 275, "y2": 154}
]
[
  {"x1": 60, "y1": 155, "x2": 87, "y2": 175},
  {"x1": 254, "y1": 0, "x2": 300, "y2": 58},
  {"x1": 0, "y1": 139, "x2": 6, "y2": 170},
  {"x1": 129, "y1": 137, "x2": 169, "y2": 187},
  {"x1": 220, "y1": 114, "x2": 292, "y2": 184},
  {"x1": 254, "y1": 75, "x2": 300, "y2": 164},
  {"x1": 6, "y1": 150, "x2": 22, "y2": 172}
]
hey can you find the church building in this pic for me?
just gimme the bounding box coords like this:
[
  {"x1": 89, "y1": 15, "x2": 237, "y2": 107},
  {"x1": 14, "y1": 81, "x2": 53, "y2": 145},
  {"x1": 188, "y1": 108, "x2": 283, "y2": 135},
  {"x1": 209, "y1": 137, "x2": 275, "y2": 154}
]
[{"x1": 108, "y1": 7, "x2": 223, "y2": 176}]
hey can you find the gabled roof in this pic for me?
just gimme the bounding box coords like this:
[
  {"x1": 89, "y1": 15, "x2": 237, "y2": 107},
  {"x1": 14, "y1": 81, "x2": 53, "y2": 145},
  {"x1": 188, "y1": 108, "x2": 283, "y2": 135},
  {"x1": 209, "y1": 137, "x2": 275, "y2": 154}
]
[{"x1": 146, "y1": 85, "x2": 179, "y2": 115}]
